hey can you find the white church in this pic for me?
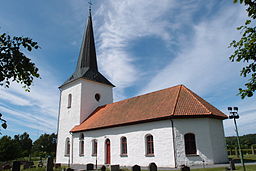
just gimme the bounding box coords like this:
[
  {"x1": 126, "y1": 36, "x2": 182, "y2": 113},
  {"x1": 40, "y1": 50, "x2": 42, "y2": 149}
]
[{"x1": 56, "y1": 10, "x2": 228, "y2": 168}]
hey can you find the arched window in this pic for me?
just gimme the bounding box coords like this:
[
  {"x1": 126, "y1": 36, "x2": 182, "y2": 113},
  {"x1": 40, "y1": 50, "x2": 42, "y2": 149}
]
[
  {"x1": 145, "y1": 134, "x2": 154, "y2": 156},
  {"x1": 184, "y1": 133, "x2": 197, "y2": 155},
  {"x1": 65, "y1": 137, "x2": 70, "y2": 156},
  {"x1": 79, "y1": 133, "x2": 84, "y2": 156},
  {"x1": 92, "y1": 139, "x2": 97, "y2": 156},
  {"x1": 67, "y1": 94, "x2": 72, "y2": 108},
  {"x1": 120, "y1": 137, "x2": 127, "y2": 155}
]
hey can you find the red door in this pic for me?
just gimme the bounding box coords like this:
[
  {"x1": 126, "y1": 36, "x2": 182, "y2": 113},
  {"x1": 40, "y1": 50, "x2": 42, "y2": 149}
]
[{"x1": 105, "y1": 139, "x2": 111, "y2": 164}]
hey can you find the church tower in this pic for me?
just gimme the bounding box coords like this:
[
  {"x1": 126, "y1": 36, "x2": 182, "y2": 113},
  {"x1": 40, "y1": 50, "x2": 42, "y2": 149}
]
[{"x1": 56, "y1": 10, "x2": 114, "y2": 163}]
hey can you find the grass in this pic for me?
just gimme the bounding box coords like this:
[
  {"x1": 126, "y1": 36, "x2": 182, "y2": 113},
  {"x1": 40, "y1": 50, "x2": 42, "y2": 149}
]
[{"x1": 188, "y1": 165, "x2": 256, "y2": 171}]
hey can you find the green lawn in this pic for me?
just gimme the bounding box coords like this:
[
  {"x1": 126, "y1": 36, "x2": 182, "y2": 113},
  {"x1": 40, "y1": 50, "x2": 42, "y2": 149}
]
[
  {"x1": 160, "y1": 165, "x2": 256, "y2": 171},
  {"x1": 189, "y1": 165, "x2": 256, "y2": 171}
]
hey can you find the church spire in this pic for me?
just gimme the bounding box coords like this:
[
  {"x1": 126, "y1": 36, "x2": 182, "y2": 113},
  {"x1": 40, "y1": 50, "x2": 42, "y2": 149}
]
[
  {"x1": 76, "y1": 10, "x2": 98, "y2": 72},
  {"x1": 61, "y1": 9, "x2": 114, "y2": 87}
]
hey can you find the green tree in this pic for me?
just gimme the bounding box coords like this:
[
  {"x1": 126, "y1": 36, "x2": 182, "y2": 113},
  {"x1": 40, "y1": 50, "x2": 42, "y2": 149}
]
[
  {"x1": 14, "y1": 132, "x2": 33, "y2": 158},
  {"x1": 0, "y1": 33, "x2": 40, "y2": 90},
  {"x1": 0, "y1": 32, "x2": 40, "y2": 131},
  {"x1": 0, "y1": 136, "x2": 20, "y2": 161},
  {"x1": 229, "y1": 0, "x2": 256, "y2": 98},
  {"x1": 32, "y1": 133, "x2": 57, "y2": 158}
]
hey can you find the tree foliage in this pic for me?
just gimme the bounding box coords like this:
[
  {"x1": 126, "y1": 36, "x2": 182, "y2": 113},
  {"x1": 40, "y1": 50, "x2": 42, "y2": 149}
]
[
  {"x1": 0, "y1": 113, "x2": 7, "y2": 133},
  {"x1": 226, "y1": 133, "x2": 256, "y2": 148},
  {"x1": 32, "y1": 133, "x2": 57, "y2": 158},
  {"x1": 229, "y1": 0, "x2": 256, "y2": 98},
  {"x1": 0, "y1": 33, "x2": 40, "y2": 90},
  {"x1": 13, "y1": 132, "x2": 33, "y2": 158},
  {"x1": 0, "y1": 136, "x2": 20, "y2": 161}
]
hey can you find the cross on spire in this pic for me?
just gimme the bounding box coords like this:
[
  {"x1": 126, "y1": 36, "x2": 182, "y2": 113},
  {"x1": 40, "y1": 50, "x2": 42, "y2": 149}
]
[{"x1": 88, "y1": 0, "x2": 93, "y2": 14}]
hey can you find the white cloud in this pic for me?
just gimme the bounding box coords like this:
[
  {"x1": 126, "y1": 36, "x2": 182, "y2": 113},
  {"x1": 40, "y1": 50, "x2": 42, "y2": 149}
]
[
  {"x1": 140, "y1": 5, "x2": 247, "y2": 95},
  {"x1": 94, "y1": 0, "x2": 176, "y2": 100},
  {"x1": 0, "y1": 63, "x2": 60, "y2": 136}
]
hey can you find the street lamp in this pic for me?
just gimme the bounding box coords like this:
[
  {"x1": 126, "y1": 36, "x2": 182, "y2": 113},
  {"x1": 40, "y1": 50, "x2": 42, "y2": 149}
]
[{"x1": 228, "y1": 107, "x2": 246, "y2": 171}]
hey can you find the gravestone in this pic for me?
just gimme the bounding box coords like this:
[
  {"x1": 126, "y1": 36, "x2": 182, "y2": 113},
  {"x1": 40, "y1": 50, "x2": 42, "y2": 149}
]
[
  {"x1": 149, "y1": 163, "x2": 157, "y2": 171},
  {"x1": 111, "y1": 165, "x2": 120, "y2": 171},
  {"x1": 12, "y1": 161, "x2": 20, "y2": 171},
  {"x1": 101, "y1": 165, "x2": 106, "y2": 171},
  {"x1": 46, "y1": 157, "x2": 54, "y2": 171},
  {"x1": 180, "y1": 165, "x2": 190, "y2": 171},
  {"x1": 229, "y1": 159, "x2": 236, "y2": 170},
  {"x1": 86, "y1": 163, "x2": 94, "y2": 170},
  {"x1": 132, "y1": 165, "x2": 141, "y2": 171},
  {"x1": 55, "y1": 163, "x2": 61, "y2": 169}
]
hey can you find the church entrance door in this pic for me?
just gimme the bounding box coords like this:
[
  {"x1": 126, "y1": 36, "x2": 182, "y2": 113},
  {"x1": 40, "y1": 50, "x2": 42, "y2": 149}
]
[{"x1": 105, "y1": 139, "x2": 111, "y2": 164}]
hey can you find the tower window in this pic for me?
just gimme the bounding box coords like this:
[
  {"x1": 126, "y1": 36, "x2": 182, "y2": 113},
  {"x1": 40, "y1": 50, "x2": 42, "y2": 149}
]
[
  {"x1": 95, "y1": 93, "x2": 100, "y2": 101},
  {"x1": 67, "y1": 94, "x2": 72, "y2": 108},
  {"x1": 184, "y1": 133, "x2": 197, "y2": 155}
]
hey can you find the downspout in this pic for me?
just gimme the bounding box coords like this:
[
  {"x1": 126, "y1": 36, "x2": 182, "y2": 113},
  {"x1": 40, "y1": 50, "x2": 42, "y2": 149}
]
[
  {"x1": 70, "y1": 132, "x2": 74, "y2": 165},
  {"x1": 171, "y1": 119, "x2": 177, "y2": 168},
  {"x1": 56, "y1": 89, "x2": 62, "y2": 158}
]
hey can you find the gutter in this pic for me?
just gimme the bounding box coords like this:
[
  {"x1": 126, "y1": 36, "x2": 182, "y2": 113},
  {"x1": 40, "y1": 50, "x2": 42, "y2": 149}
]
[{"x1": 170, "y1": 119, "x2": 177, "y2": 168}]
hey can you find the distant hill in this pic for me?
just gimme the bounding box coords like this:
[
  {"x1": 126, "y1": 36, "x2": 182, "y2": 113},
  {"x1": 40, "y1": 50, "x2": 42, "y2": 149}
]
[{"x1": 226, "y1": 134, "x2": 256, "y2": 148}]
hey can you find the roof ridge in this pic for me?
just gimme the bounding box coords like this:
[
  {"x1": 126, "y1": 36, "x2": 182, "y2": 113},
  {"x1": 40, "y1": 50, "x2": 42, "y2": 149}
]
[
  {"x1": 182, "y1": 85, "x2": 211, "y2": 114},
  {"x1": 102, "y1": 85, "x2": 182, "y2": 107},
  {"x1": 171, "y1": 85, "x2": 182, "y2": 115}
]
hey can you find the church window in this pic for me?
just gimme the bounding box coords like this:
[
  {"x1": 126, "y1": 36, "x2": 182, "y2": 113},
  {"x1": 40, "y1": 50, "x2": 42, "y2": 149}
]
[
  {"x1": 120, "y1": 136, "x2": 127, "y2": 156},
  {"x1": 184, "y1": 133, "x2": 197, "y2": 155},
  {"x1": 95, "y1": 93, "x2": 100, "y2": 101},
  {"x1": 145, "y1": 134, "x2": 154, "y2": 156},
  {"x1": 67, "y1": 94, "x2": 72, "y2": 108},
  {"x1": 65, "y1": 137, "x2": 70, "y2": 156},
  {"x1": 79, "y1": 133, "x2": 84, "y2": 156},
  {"x1": 92, "y1": 139, "x2": 97, "y2": 156}
]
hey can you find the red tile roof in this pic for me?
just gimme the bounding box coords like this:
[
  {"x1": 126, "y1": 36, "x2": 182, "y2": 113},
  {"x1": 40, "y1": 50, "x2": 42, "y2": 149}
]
[{"x1": 71, "y1": 85, "x2": 227, "y2": 132}]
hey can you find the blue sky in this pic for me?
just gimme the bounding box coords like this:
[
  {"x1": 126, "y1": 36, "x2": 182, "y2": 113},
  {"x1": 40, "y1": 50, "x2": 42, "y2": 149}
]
[{"x1": 0, "y1": 0, "x2": 255, "y2": 140}]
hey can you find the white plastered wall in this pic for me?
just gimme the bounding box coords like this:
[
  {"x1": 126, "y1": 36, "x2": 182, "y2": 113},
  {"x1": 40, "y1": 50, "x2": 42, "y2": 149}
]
[
  {"x1": 174, "y1": 118, "x2": 228, "y2": 167},
  {"x1": 80, "y1": 79, "x2": 113, "y2": 123},
  {"x1": 208, "y1": 119, "x2": 228, "y2": 163},
  {"x1": 56, "y1": 78, "x2": 113, "y2": 164},
  {"x1": 71, "y1": 120, "x2": 176, "y2": 168}
]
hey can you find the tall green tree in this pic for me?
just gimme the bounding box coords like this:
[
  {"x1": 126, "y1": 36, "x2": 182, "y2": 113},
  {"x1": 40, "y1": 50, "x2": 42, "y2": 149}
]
[
  {"x1": 0, "y1": 136, "x2": 20, "y2": 161},
  {"x1": 229, "y1": 0, "x2": 256, "y2": 98},
  {"x1": 32, "y1": 133, "x2": 57, "y2": 158},
  {"x1": 14, "y1": 132, "x2": 33, "y2": 158},
  {"x1": 0, "y1": 32, "x2": 40, "y2": 130}
]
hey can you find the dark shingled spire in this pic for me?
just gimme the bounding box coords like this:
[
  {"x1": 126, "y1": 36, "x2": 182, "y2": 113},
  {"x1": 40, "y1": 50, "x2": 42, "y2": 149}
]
[{"x1": 61, "y1": 11, "x2": 115, "y2": 87}]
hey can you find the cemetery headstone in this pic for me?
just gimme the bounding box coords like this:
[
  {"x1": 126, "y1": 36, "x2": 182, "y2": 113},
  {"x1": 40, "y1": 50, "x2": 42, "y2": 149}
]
[
  {"x1": 86, "y1": 163, "x2": 94, "y2": 170},
  {"x1": 149, "y1": 163, "x2": 157, "y2": 171},
  {"x1": 101, "y1": 165, "x2": 106, "y2": 171},
  {"x1": 111, "y1": 165, "x2": 120, "y2": 171},
  {"x1": 180, "y1": 165, "x2": 190, "y2": 171},
  {"x1": 12, "y1": 161, "x2": 20, "y2": 171},
  {"x1": 46, "y1": 157, "x2": 54, "y2": 171},
  {"x1": 229, "y1": 159, "x2": 236, "y2": 170},
  {"x1": 132, "y1": 165, "x2": 141, "y2": 171}
]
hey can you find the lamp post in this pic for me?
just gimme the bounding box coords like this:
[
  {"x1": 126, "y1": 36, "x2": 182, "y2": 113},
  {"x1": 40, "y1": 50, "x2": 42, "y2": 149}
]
[{"x1": 228, "y1": 107, "x2": 246, "y2": 171}]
